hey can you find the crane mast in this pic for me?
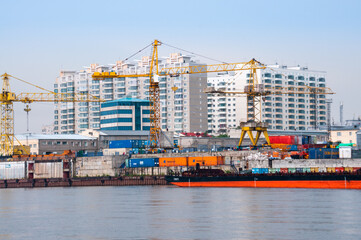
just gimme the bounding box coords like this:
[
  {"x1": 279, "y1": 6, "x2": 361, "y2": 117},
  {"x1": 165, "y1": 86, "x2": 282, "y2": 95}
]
[
  {"x1": 148, "y1": 40, "x2": 161, "y2": 147},
  {"x1": 0, "y1": 73, "x2": 15, "y2": 156}
]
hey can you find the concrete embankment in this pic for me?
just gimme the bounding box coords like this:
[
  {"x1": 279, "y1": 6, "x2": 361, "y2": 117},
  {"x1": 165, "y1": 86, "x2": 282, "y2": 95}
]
[{"x1": 0, "y1": 176, "x2": 168, "y2": 189}]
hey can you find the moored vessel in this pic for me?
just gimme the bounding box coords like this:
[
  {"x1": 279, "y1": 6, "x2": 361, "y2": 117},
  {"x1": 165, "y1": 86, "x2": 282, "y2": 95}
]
[{"x1": 165, "y1": 169, "x2": 361, "y2": 189}]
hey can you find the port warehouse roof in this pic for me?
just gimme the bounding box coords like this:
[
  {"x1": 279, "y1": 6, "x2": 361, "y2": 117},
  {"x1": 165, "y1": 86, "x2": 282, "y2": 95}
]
[
  {"x1": 98, "y1": 130, "x2": 149, "y2": 136},
  {"x1": 15, "y1": 134, "x2": 97, "y2": 141}
]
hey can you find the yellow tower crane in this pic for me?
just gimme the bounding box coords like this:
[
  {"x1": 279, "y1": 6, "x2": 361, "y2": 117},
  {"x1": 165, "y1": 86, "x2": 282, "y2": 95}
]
[
  {"x1": 205, "y1": 77, "x2": 335, "y2": 147},
  {"x1": 92, "y1": 39, "x2": 267, "y2": 148},
  {"x1": 0, "y1": 73, "x2": 104, "y2": 156}
]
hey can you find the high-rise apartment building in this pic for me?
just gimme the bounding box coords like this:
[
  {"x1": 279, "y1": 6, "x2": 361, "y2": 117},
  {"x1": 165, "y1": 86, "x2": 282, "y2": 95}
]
[
  {"x1": 54, "y1": 53, "x2": 207, "y2": 134},
  {"x1": 207, "y1": 65, "x2": 328, "y2": 135}
]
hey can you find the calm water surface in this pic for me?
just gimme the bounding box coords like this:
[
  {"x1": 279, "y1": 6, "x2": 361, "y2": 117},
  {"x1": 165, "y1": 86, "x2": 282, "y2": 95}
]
[{"x1": 0, "y1": 186, "x2": 360, "y2": 240}]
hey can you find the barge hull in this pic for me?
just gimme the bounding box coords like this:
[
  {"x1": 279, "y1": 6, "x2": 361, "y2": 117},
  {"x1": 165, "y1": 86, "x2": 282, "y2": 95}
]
[{"x1": 171, "y1": 180, "x2": 361, "y2": 189}]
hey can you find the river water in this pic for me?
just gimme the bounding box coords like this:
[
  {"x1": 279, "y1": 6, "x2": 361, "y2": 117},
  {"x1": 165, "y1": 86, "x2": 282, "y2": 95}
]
[{"x1": 0, "y1": 186, "x2": 360, "y2": 240}]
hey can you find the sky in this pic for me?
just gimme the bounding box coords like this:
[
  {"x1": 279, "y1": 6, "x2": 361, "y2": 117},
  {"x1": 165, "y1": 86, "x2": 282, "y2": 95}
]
[{"x1": 0, "y1": 0, "x2": 360, "y2": 133}]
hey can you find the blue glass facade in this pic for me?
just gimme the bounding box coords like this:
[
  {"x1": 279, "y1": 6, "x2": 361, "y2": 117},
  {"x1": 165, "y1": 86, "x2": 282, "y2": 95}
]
[{"x1": 100, "y1": 98, "x2": 150, "y2": 131}]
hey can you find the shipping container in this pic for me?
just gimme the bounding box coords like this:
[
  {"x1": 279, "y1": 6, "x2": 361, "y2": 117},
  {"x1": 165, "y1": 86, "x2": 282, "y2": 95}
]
[
  {"x1": 159, "y1": 157, "x2": 188, "y2": 167},
  {"x1": 109, "y1": 140, "x2": 145, "y2": 149},
  {"x1": 188, "y1": 156, "x2": 218, "y2": 167},
  {"x1": 109, "y1": 140, "x2": 133, "y2": 148},
  {"x1": 335, "y1": 167, "x2": 344, "y2": 173},
  {"x1": 302, "y1": 144, "x2": 327, "y2": 149},
  {"x1": 289, "y1": 145, "x2": 298, "y2": 151},
  {"x1": 0, "y1": 161, "x2": 26, "y2": 180},
  {"x1": 260, "y1": 168, "x2": 269, "y2": 174},
  {"x1": 104, "y1": 148, "x2": 127, "y2": 156},
  {"x1": 269, "y1": 136, "x2": 295, "y2": 145},
  {"x1": 252, "y1": 168, "x2": 260, "y2": 174},
  {"x1": 303, "y1": 168, "x2": 311, "y2": 173},
  {"x1": 327, "y1": 167, "x2": 336, "y2": 173},
  {"x1": 344, "y1": 167, "x2": 353, "y2": 172},
  {"x1": 217, "y1": 156, "x2": 225, "y2": 165},
  {"x1": 302, "y1": 136, "x2": 310, "y2": 145},
  {"x1": 318, "y1": 167, "x2": 327, "y2": 173},
  {"x1": 280, "y1": 168, "x2": 288, "y2": 173},
  {"x1": 339, "y1": 147, "x2": 352, "y2": 159},
  {"x1": 128, "y1": 158, "x2": 159, "y2": 168},
  {"x1": 296, "y1": 168, "x2": 303, "y2": 173},
  {"x1": 310, "y1": 167, "x2": 319, "y2": 173},
  {"x1": 288, "y1": 168, "x2": 296, "y2": 173},
  {"x1": 270, "y1": 144, "x2": 289, "y2": 151},
  {"x1": 308, "y1": 148, "x2": 339, "y2": 159},
  {"x1": 269, "y1": 168, "x2": 279, "y2": 173},
  {"x1": 34, "y1": 162, "x2": 63, "y2": 179}
]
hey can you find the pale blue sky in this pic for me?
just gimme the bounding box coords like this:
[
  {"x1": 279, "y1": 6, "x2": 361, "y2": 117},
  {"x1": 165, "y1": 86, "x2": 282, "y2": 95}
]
[{"x1": 1, "y1": 0, "x2": 360, "y2": 133}]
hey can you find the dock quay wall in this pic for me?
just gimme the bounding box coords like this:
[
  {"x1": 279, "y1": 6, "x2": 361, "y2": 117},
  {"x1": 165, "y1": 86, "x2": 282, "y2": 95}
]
[
  {"x1": 75, "y1": 156, "x2": 127, "y2": 177},
  {"x1": 0, "y1": 176, "x2": 168, "y2": 189},
  {"x1": 272, "y1": 159, "x2": 361, "y2": 168}
]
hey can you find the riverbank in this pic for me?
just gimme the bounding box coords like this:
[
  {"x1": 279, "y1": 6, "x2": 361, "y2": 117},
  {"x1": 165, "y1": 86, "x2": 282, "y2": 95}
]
[{"x1": 0, "y1": 176, "x2": 168, "y2": 189}]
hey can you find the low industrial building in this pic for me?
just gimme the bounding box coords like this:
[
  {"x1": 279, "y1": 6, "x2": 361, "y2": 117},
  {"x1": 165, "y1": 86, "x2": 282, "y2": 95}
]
[
  {"x1": 80, "y1": 129, "x2": 149, "y2": 150},
  {"x1": 15, "y1": 134, "x2": 98, "y2": 155},
  {"x1": 329, "y1": 126, "x2": 360, "y2": 146}
]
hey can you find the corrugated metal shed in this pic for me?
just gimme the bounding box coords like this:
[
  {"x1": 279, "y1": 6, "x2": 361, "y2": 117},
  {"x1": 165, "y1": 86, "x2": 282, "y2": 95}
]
[
  {"x1": 15, "y1": 133, "x2": 96, "y2": 140},
  {"x1": 0, "y1": 162, "x2": 26, "y2": 180}
]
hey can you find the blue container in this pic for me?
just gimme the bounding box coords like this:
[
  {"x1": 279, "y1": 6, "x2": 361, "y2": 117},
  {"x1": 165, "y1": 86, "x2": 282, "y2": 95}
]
[
  {"x1": 132, "y1": 140, "x2": 140, "y2": 148},
  {"x1": 128, "y1": 158, "x2": 159, "y2": 168},
  {"x1": 302, "y1": 136, "x2": 310, "y2": 145},
  {"x1": 308, "y1": 148, "x2": 339, "y2": 159},
  {"x1": 289, "y1": 145, "x2": 298, "y2": 151},
  {"x1": 296, "y1": 168, "x2": 303, "y2": 173},
  {"x1": 109, "y1": 140, "x2": 133, "y2": 148},
  {"x1": 260, "y1": 168, "x2": 269, "y2": 174},
  {"x1": 252, "y1": 168, "x2": 260, "y2": 174}
]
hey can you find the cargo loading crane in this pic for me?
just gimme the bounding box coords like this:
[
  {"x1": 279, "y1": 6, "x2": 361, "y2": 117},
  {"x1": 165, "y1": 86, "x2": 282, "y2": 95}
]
[
  {"x1": 0, "y1": 73, "x2": 104, "y2": 156},
  {"x1": 205, "y1": 74, "x2": 335, "y2": 147},
  {"x1": 92, "y1": 39, "x2": 267, "y2": 149}
]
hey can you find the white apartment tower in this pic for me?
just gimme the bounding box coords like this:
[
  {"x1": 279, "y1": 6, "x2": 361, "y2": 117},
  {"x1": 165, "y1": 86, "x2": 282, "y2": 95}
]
[
  {"x1": 54, "y1": 53, "x2": 208, "y2": 134},
  {"x1": 207, "y1": 65, "x2": 328, "y2": 135}
]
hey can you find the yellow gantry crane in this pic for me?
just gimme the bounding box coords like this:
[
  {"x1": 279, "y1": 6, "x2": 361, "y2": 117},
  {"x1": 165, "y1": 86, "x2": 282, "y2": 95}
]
[
  {"x1": 92, "y1": 39, "x2": 267, "y2": 148},
  {"x1": 0, "y1": 73, "x2": 104, "y2": 156},
  {"x1": 205, "y1": 76, "x2": 335, "y2": 146}
]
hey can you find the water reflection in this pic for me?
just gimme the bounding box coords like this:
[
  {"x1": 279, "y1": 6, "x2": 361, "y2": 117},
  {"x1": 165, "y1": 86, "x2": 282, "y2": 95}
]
[{"x1": 0, "y1": 187, "x2": 360, "y2": 239}]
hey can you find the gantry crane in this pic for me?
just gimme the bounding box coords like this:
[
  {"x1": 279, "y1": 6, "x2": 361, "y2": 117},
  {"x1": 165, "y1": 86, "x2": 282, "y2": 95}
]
[
  {"x1": 92, "y1": 39, "x2": 267, "y2": 148},
  {"x1": 0, "y1": 73, "x2": 104, "y2": 156},
  {"x1": 205, "y1": 76, "x2": 335, "y2": 146}
]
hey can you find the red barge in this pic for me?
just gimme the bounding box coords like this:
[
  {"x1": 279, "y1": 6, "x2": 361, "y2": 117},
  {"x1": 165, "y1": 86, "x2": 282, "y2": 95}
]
[{"x1": 165, "y1": 169, "x2": 361, "y2": 189}]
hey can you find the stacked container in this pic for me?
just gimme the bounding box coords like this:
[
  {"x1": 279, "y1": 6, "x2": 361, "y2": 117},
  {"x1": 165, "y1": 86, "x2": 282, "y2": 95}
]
[
  {"x1": 127, "y1": 158, "x2": 159, "y2": 168},
  {"x1": 308, "y1": 148, "x2": 339, "y2": 159}
]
